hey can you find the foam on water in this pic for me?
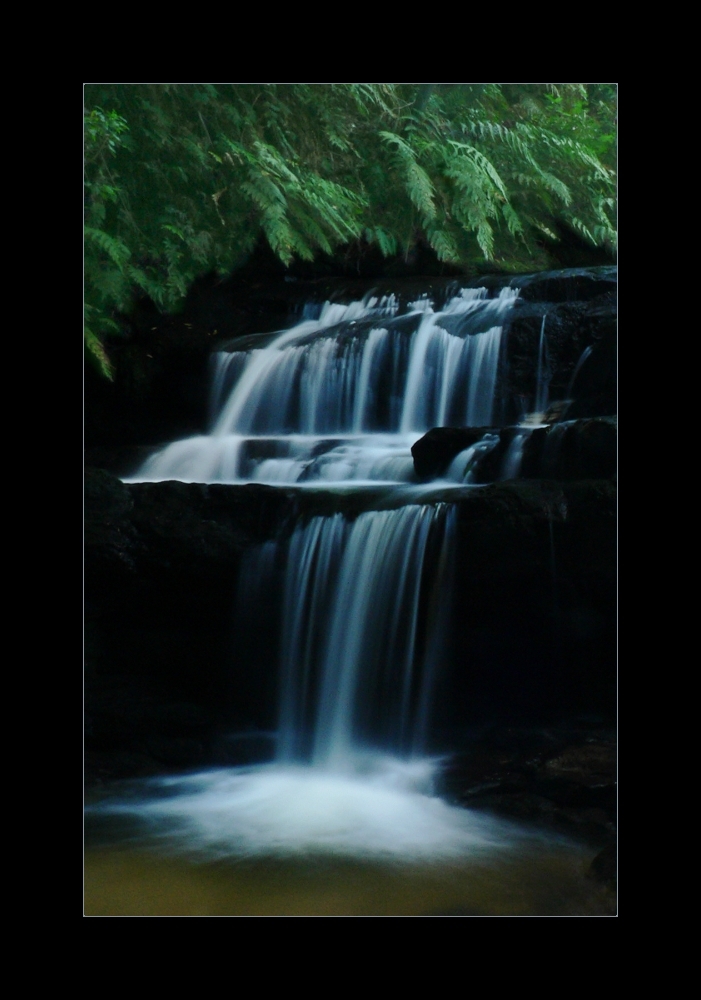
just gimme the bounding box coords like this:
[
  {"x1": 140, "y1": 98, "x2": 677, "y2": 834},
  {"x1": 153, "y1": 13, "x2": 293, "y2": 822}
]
[{"x1": 88, "y1": 755, "x2": 528, "y2": 862}]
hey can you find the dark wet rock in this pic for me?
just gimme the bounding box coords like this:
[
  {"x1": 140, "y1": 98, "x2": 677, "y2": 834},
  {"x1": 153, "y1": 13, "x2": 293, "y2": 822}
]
[
  {"x1": 443, "y1": 480, "x2": 616, "y2": 726},
  {"x1": 149, "y1": 702, "x2": 211, "y2": 736},
  {"x1": 587, "y1": 844, "x2": 617, "y2": 889},
  {"x1": 497, "y1": 277, "x2": 616, "y2": 424},
  {"x1": 522, "y1": 417, "x2": 617, "y2": 480},
  {"x1": 564, "y1": 330, "x2": 617, "y2": 420},
  {"x1": 128, "y1": 479, "x2": 295, "y2": 558},
  {"x1": 212, "y1": 731, "x2": 278, "y2": 766},
  {"x1": 544, "y1": 742, "x2": 616, "y2": 783},
  {"x1": 514, "y1": 267, "x2": 617, "y2": 304},
  {"x1": 410, "y1": 417, "x2": 616, "y2": 483},
  {"x1": 84, "y1": 469, "x2": 139, "y2": 580},
  {"x1": 84, "y1": 474, "x2": 299, "y2": 780},
  {"x1": 439, "y1": 727, "x2": 616, "y2": 845}
]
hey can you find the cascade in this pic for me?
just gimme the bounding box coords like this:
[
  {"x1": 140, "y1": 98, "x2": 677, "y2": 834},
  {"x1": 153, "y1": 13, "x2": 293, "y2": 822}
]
[
  {"x1": 129, "y1": 287, "x2": 518, "y2": 487},
  {"x1": 96, "y1": 283, "x2": 527, "y2": 860},
  {"x1": 86, "y1": 269, "x2": 616, "y2": 892},
  {"x1": 277, "y1": 503, "x2": 455, "y2": 766}
]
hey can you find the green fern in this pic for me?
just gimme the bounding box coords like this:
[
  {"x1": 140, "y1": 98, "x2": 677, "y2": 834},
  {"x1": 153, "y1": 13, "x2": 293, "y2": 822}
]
[
  {"x1": 84, "y1": 227, "x2": 131, "y2": 266},
  {"x1": 84, "y1": 83, "x2": 616, "y2": 376}
]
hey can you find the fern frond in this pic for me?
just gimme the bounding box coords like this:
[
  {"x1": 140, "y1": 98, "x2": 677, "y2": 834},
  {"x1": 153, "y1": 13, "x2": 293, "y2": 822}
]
[
  {"x1": 84, "y1": 227, "x2": 131, "y2": 266},
  {"x1": 501, "y1": 202, "x2": 523, "y2": 237},
  {"x1": 448, "y1": 142, "x2": 509, "y2": 199},
  {"x1": 426, "y1": 225, "x2": 461, "y2": 263},
  {"x1": 367, "y1": 226, "x2": 398, "y2": 257},
  {"x1": 567, "y1": 216, "x2": 596, "y2": 244},
  {"x1": 84, "y1": 324, "x2": 113, "y2": 379}
]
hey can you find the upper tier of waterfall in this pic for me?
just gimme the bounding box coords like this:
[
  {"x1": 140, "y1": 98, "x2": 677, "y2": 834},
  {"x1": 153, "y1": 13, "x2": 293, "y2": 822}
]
[{"x1": 128, "y1": 287, "x2": 519, "y2": 487}]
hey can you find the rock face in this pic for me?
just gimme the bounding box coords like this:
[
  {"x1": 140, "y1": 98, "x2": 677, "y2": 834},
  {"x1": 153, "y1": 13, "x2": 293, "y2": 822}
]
[
  {"x1": 521, "y1": 417, "x2": 617, "y2": 480},
  {"x1": 495, "y1": 268, "x2": 616, "y2": 424},
  {"x1": 85, "y1": 470, "x2": 298, "y2": 781},
  {"x1": 442, "y1": 479, "x2": 616, "y2": 729}
]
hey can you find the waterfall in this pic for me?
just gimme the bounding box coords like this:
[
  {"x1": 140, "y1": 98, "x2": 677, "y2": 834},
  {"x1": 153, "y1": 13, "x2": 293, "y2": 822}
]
[
  {"x1": 277, "y1": 504, "x2": 455, "y2": 767},
  {"x1": 89, "y1": 490, "x2": 519, "y2": 861},
  {"x1": 89, "y1": 274, "x2": 619, "y2": 869},
  {"x1": 86, "y1": 267, "x2": 617, "y2": 890},
  {"x1": 130, "y1": 286, "x2": 519, "y2": 486}
]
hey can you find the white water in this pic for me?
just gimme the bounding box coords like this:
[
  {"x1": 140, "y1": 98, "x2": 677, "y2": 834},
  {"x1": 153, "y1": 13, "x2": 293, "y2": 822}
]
[
  {"x1": 128, "y1": 287, "x2": 518, "y2": 487},
  {"x1": 96, "y1": 756, "x2": 526, "y2": 861},
  {"x1": 278, "y1": 504, "x2": 455, "y2": 766}
]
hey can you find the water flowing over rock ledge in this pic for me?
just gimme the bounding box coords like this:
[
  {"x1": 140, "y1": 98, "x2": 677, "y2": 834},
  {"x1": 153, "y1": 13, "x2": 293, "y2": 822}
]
[
  {"x1": 85, "y1": 264, "x2": 616, "y2": 895},
  {"x1": 85, "y1": 266, "x2": 616, "y2": 458},
  {"x1": 85, "y1": 470, "x2": 615, "y2": 782}
]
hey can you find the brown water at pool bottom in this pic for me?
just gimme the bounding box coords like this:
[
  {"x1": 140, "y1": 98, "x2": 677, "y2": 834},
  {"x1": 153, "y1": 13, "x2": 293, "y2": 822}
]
[{"x1": 84, "y1": 842, "x2": 615, "y2": 916}]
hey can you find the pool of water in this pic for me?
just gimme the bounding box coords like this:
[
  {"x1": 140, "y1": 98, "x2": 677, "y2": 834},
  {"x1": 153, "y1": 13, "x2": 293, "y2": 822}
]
[{"x1": 84, "y1": 760, "x2": 614, "y2": 916}]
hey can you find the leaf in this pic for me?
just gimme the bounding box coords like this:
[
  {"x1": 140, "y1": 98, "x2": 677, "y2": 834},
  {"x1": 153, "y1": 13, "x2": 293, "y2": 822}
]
[
  {"x1": 84, "y1": 325, "x2": 113, "y2": 379},
  {"x1": 84, "y1": 227, "x2": 131, "y2": 266}
]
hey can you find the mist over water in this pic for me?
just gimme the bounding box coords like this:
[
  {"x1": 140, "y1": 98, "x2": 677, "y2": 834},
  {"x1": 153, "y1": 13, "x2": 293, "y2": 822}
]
[{"x1": 89, "y1": 755, "x2": 537, "y2": 862}]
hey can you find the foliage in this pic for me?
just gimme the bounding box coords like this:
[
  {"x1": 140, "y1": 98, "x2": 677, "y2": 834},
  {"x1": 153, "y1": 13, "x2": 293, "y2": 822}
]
[{"x1": 84, "y1": 83, "x2": 616, "y2": 375}]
